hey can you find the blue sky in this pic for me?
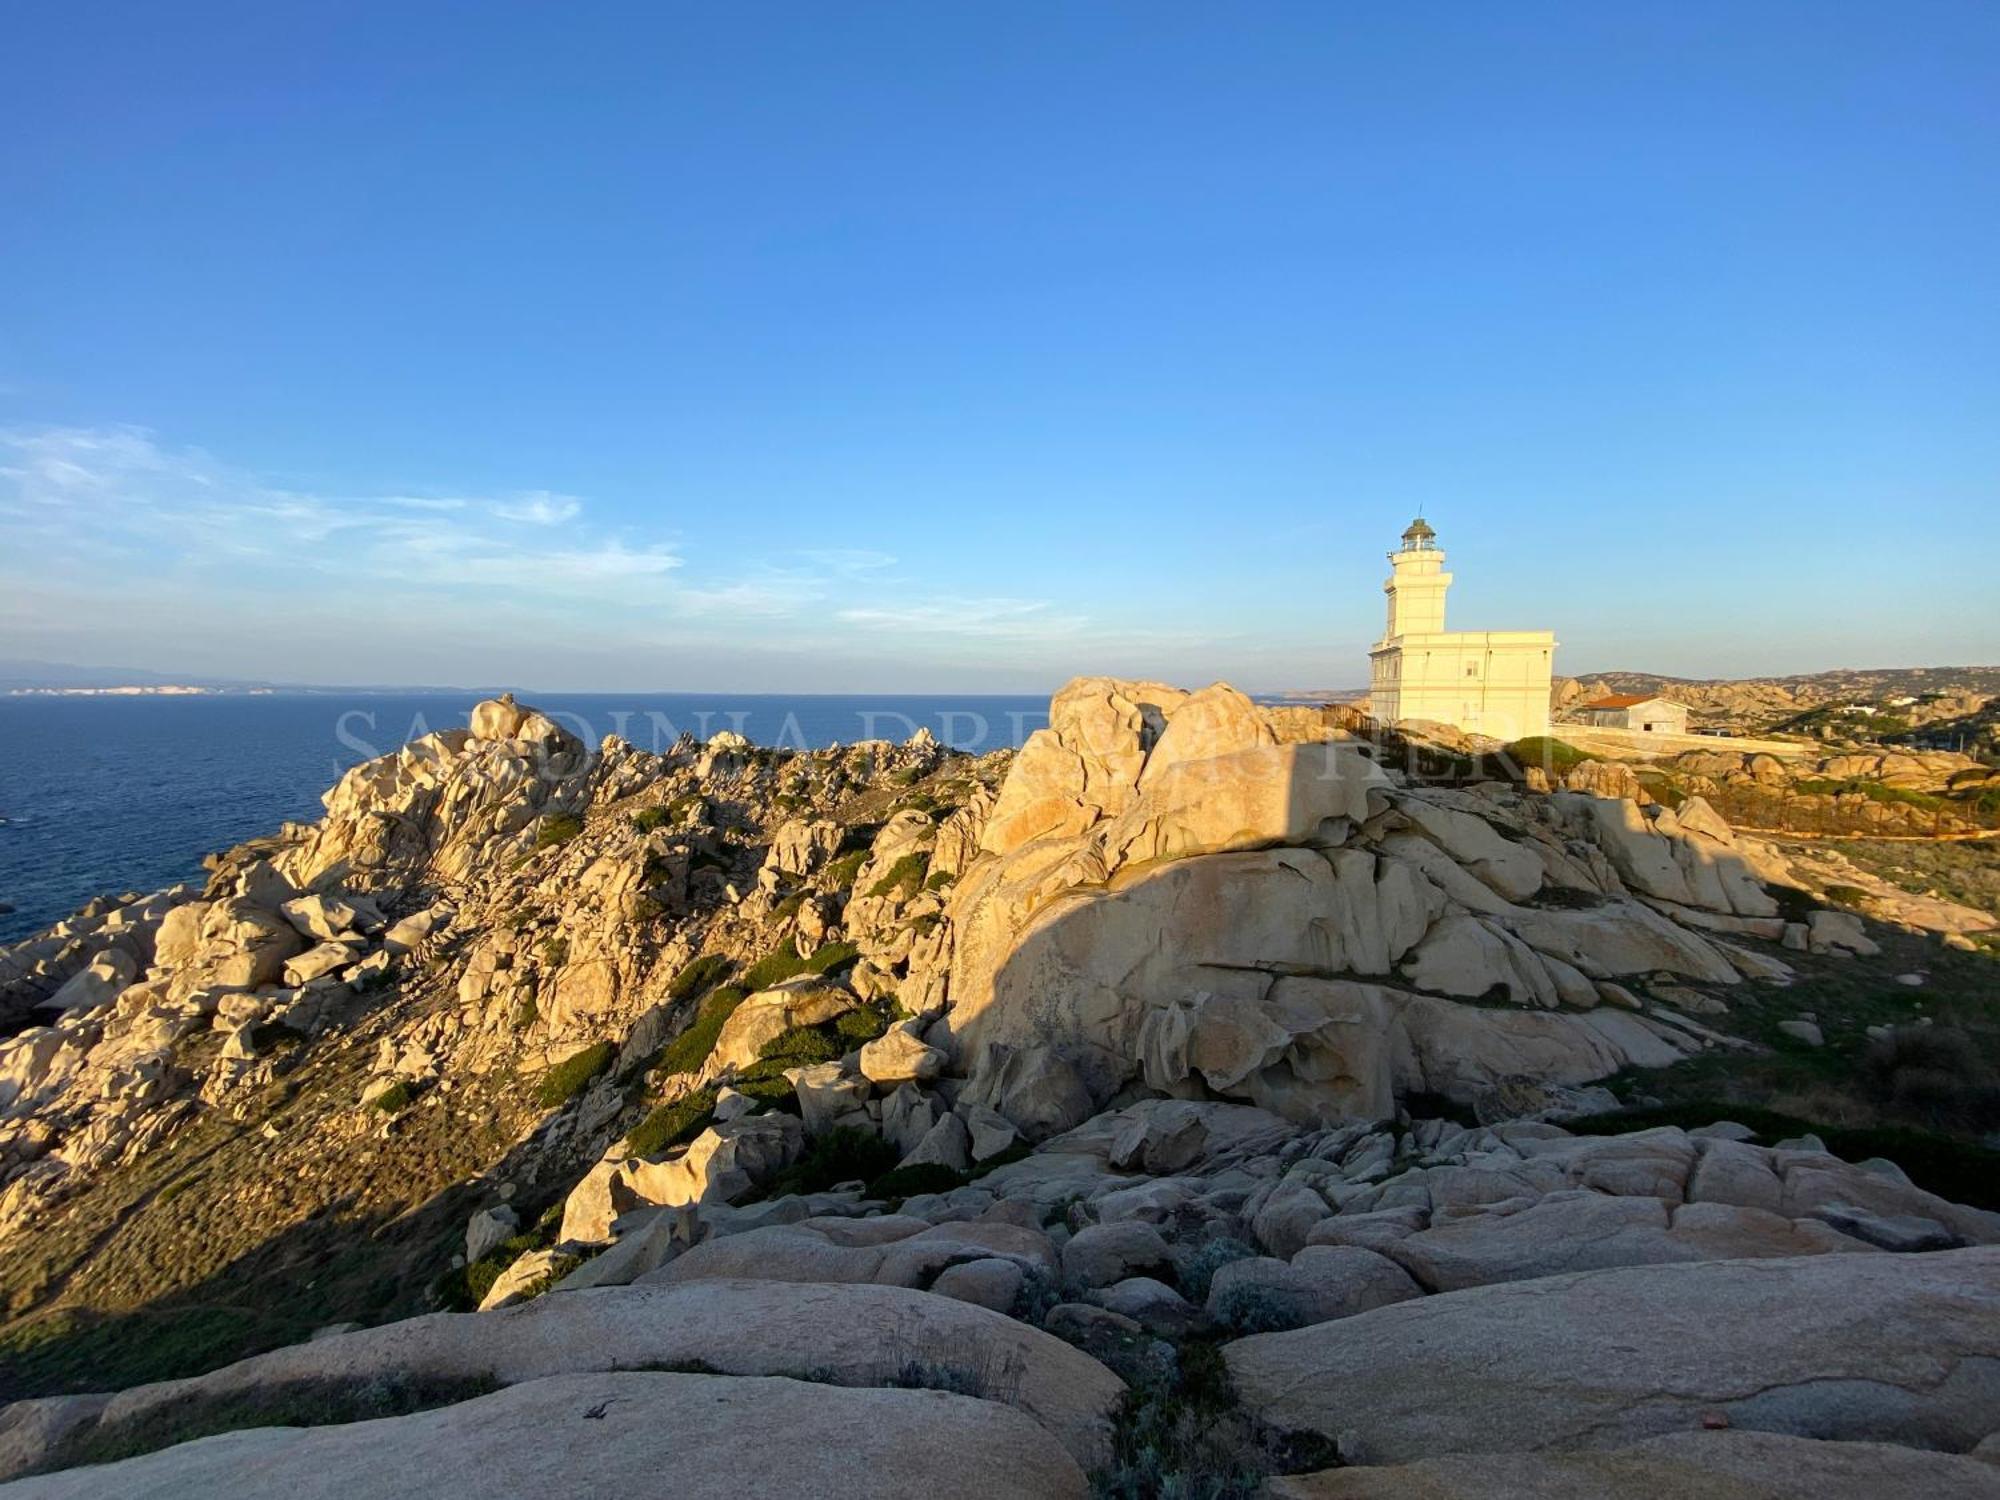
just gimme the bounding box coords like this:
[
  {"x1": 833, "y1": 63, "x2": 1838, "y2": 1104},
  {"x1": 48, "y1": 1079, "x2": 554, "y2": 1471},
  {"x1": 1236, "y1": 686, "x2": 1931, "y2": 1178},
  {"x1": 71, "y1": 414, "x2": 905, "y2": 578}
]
[{"x1": 2, "y1": 3, "x2": 1996, "y2": 692}]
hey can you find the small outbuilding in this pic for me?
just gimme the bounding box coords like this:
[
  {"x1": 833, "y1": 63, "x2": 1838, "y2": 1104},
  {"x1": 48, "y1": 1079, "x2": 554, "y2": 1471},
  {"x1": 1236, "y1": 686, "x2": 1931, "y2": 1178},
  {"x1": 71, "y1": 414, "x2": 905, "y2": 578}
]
[{"x1": 1578, "y1": 694, "x2": 1689, "y2": 734}]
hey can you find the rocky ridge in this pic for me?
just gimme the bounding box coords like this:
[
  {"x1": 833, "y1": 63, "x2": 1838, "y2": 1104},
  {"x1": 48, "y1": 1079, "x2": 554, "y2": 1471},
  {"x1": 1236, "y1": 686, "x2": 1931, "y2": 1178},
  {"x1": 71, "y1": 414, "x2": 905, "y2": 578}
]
[{"x1": 1, "y1": 680, "x2": 1996, "y2": 1494}]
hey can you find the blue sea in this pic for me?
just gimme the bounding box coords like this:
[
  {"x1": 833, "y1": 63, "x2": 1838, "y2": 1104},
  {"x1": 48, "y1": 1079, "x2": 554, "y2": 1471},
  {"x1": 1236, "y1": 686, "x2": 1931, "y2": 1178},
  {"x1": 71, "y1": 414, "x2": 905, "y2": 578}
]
[{"x1": 0, "y1": 693, "x2": 1050, "y2": 944}]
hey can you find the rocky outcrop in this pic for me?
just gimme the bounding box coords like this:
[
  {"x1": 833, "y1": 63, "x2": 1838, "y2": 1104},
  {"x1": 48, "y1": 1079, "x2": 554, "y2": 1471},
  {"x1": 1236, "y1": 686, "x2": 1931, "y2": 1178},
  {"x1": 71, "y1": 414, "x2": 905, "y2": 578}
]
[
  {"x1": 3, "y1": 678, "x2": 1988, "y2": 1495},
  {"x1": 0, "y1": 1280, "x2": 1120, "y2": 1479},
  {"x1": 1225, "y1": 1247, "x2": 2000, "y2": 1463},
  {"x1": 936, "y1": 677, "x2": 1820, "y2": 1134},
  {"x1": 0, "y1": 1371, "x2": 1091, "y2": 1499},
  {"x1": 1268, "y1": 1431, "x2": 2000, "y2": 1500}
]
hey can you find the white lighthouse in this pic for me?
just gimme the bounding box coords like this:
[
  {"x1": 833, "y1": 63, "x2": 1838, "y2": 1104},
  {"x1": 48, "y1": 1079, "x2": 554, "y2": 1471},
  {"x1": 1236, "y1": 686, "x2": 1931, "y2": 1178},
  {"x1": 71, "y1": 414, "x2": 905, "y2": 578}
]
[{"x1": 1366, "y1": 517, "x2": 1555, "y2": 741}]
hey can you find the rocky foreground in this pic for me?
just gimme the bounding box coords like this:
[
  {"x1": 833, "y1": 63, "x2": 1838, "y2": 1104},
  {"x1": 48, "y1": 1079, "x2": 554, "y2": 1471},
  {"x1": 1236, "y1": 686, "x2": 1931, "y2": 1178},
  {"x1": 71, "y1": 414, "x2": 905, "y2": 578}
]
[{"x1": 0, "y1": 680, "x2": 1996, "y2": 1495}]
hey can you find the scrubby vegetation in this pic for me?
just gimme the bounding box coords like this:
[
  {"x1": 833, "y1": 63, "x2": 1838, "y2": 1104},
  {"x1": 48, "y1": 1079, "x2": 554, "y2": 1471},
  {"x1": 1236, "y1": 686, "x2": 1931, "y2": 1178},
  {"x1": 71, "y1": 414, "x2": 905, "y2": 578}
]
[
  {"x1": 1826, "y1": 838, "x2": 2000, "y2": 921},
  {"x1": 533, "y1": 1041, "x2": 613, "y2": 1108},
  {"x1": 868, "y1": 852, "x2": 931, "y2": 899},
  {"x1": 1858, "y1": 1025, "x2": 2000, "y2": 1134},
  {"x1": 534, "y1": 813, "x2": 583, "y2": 849},
  {"x1": 833, "y1": 1007, "x2": 889, "y2": 1043},
  {"x1": 739, "y1": 939, "x2": 861, "y2": 992},
  {"x1": 769, "y1": 1126, "x2": 900, "y2": 1198},
  {"x1": 1570, "y1": 1100, "x2": 2000, "y2": 1210},
  {"x1": 1175, "y1": 1236, "x2": 1257, "y2": 1304},
  {"x1": 654, "y1": 986, "x2": 750, "y2": 1076},
  {"x1": 1090, "y1": 1339, "x2": 1336, "y2": 1499},
  {"x1": 625, "y1": 1088, "x2": 721, "y2": 1159},
  {"x1": 755, "y1": 1025, "x2": 843, "y2": 1068},
  {"x1": 368, "y1": 1080, "x2": 413, "y2": 1114},
  {"x1": 666, "y1": 953, "x2": 733, "y2": 1002},
  {"x1": 867, "y1": 1162, "x2": 967, "y2": 1200},
  {"x1": 631, "y1": 793, "x2": 704, "y2": 833},
  {"x1": 1505, "y1": 735, "x2": 1590, "y2": 778},
  {"x1": 824, "y1": 850, "x2": 868, "y2": 890}
]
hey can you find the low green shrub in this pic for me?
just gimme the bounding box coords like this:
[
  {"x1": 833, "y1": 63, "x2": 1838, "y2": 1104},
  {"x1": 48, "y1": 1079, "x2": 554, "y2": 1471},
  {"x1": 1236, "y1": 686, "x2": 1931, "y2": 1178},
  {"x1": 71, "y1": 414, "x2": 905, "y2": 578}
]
[
  {"x1": 368, "y1": 1081, "x2": 413, "y2": 1114},
  {"x1": 626, "y1": 1087, "x2": 718, "y2": 1159},
  {"x1": 654, "y1": 986, "x2": 749, "y2": 1076},
  {"x1": 633, "y1": 794, "x2": 705, "y2": 832},
  {"x1": 1176, "y1": 1236, "x2": 1257, "y2": 1303},
  {"x1": 1859, "y1": 1026, "x2": 2000, "y2": 1134},
  {"x1": 967, "y1": 1141, "x2": 1032, "y2": 1179},
  {"x1": 770, "y1": 1127, "x2": 901, "y2": 1198},
  {"x1": 868, "y1": 1162, "x2": 966, "y2": 1200},
  {"x1": 836, "y1": 822, "x2": 881, "y2": 854},
  {"x1": 868, "y1": 852, "x2": 930, "y2": 900},
  {"x1": 757, "y1": 1025, "x2": 841, "y2": 1067},
  {"x1": 1505, "y1": 736, "x2": 1589, "y2": 778},
  {"x1": 1092, "y1": 1339, "x2": 1333, "y2": 1499},
  {"x1": 1822, "y1": 883, "x2": 1872, "y2": 907},
  {"x1": 534, "y1": 1041, "x2": 613, "y2": 1108},
  {"x1": 1211, "y1": 1282, "x2": 1303, "y2": 1335},
  {"x1": 834, "y1": 1008, "x2": 888, "y2": 1043},
  {"x1": 248, "y1": 1022, "x2": 306, "y2": 1053},
  {"x1": 667, "y1": 953, "x2": 733, "y2": 1002},
  {"x1": 739, "y1": 940, "x2": 860, "y2": 992},
  {"x1": 538, "y1": 934, "x2": 569, "y2": 968},
  {"x1": 824, "y1": 851, "x2": 868, "y2": 890},
  {"x1": 534, "y1": 813, "x2": 583, "y2": 849}
]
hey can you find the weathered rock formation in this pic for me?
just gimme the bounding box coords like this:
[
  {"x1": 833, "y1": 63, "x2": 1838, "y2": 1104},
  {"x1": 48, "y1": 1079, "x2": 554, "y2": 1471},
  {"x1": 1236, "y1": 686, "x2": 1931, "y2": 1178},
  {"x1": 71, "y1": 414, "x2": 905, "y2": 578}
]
[
  {"x1": 2, "y1": 679, "x2": 1995, "y2": 1493},
  {"x1": 936, "y1": 678, "x2": 1803, "y2": 1134}
]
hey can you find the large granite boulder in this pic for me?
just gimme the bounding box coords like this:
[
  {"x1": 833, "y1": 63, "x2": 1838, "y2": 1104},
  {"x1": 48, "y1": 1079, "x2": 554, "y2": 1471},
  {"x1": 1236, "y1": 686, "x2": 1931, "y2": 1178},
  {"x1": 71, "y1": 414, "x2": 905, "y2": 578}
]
[
  {"x1": 0, "y1": 1371, "x2": 1090, "y2": 1499},
  {"x1": 1225, "y1": 1246, "x2": 2000, "y2": 1464},
  {"x1": 1267, "y1": 1430, "x2": 2000, "y2": 1499},
  {"x1": 2, "y1": 1280, "x2": 1121, "y2": 1479},
  {"x1": 939, "y1": 677, "x2": 1768, "y2": 1127}
]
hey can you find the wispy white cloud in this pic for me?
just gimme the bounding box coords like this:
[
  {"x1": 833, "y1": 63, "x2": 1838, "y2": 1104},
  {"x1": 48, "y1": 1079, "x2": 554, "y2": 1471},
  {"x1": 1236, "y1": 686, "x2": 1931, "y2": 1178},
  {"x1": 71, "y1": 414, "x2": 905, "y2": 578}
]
[
  {"x1": 0, "y1": 424, "x2": 676, "y2": 608},
  {"x1": 490, "y1": 492, "x2": 582, "y2": 526},
  {"x1": 797, "y1": 547, "x2": 896, "y2": 575},
  {"x1": 837, "y1": 597, "x2": 1087, "y2": 640},
  {"x1": 0, "y1": 422, "x2": 1212, "y2": 687}
]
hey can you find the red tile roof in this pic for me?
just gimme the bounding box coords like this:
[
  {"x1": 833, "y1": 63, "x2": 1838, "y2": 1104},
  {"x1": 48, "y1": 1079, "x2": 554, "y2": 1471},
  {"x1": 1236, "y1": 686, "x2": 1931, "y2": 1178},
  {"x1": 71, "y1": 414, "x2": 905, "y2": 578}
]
[{"x1": 1582, "y1": 693, "x2": 1661, "y2": 710}]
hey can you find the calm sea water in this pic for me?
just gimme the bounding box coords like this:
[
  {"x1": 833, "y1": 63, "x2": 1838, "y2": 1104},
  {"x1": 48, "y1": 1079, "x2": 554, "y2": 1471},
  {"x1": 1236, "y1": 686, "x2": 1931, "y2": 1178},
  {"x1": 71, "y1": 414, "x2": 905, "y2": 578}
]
[{"x1": 0, "y1": 693, "x2": 1049, "y2": 943}]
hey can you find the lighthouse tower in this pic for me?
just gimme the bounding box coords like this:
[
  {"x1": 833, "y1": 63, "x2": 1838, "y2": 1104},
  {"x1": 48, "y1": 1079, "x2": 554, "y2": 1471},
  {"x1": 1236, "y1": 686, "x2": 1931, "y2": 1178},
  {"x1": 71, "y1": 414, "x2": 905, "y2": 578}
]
[
  {"x1": 1382, "y1": 516, "x2": 1452, "y2": 637},
  {"x1": 1366, "y1": 516, "x2": 1555, "y2": 740}
]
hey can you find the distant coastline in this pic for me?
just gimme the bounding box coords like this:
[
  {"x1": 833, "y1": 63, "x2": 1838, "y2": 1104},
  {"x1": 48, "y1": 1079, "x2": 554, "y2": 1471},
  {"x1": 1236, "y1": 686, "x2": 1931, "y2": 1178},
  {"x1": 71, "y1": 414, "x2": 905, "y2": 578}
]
[{"x1": 3, "y1": 685, "x2": 262, "y2": 697}]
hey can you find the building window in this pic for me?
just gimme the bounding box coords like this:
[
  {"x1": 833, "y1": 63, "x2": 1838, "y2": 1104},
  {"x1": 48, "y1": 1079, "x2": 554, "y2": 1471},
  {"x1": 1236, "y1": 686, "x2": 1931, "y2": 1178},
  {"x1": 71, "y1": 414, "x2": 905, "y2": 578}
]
[{"x1": 1465, "y1": 662, "x2": 1479, "y2": 677}]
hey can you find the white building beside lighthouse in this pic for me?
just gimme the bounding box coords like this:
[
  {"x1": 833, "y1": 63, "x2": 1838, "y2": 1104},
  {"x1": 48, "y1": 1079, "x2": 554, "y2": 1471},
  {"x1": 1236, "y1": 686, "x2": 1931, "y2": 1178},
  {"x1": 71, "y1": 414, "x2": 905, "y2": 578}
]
[{"x1": 1366, "y1": 517, "x2": 1555, "y2": 742}]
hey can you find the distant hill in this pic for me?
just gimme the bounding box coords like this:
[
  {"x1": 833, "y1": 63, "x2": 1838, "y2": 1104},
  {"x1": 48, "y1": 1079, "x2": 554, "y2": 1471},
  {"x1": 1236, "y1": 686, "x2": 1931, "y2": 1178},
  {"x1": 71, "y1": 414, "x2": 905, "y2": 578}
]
[
  {"x1": 1557, "y1": 665, "x2": 2000, "y2": 751},
  {"x1": 0, "y1": 658, "x2": 246, "y2": 691}
]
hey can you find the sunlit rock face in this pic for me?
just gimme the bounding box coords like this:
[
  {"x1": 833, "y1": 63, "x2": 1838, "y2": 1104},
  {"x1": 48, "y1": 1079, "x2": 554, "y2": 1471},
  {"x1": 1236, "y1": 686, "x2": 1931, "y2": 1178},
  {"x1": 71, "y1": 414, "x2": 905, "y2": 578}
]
[{"x1": 940, "y1": 677, "x2": 1788, "y2": 1132}]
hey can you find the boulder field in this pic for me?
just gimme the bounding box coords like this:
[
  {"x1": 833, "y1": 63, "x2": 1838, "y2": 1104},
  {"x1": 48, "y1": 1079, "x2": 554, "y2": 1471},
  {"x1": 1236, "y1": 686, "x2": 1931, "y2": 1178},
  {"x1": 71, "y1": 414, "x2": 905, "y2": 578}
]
[{"x1": 0, "y1": 678, "x2": 1995, "y2": 1493}]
